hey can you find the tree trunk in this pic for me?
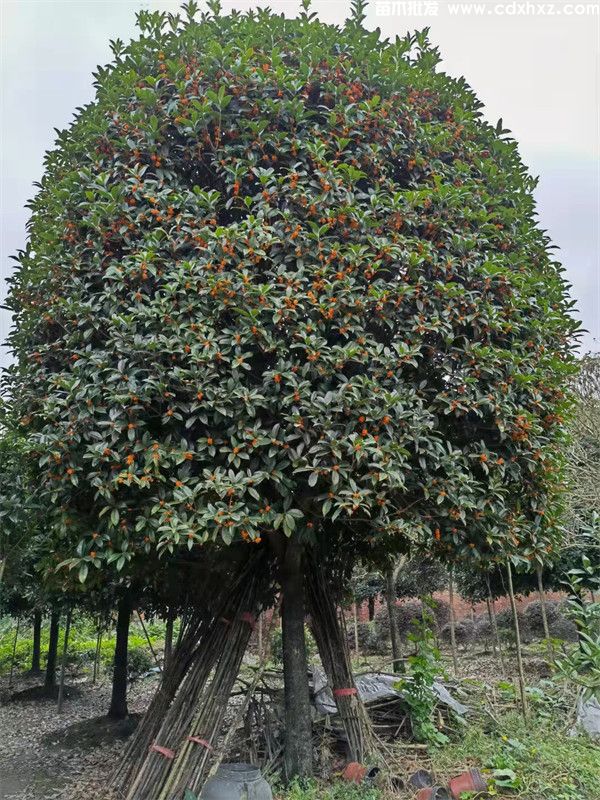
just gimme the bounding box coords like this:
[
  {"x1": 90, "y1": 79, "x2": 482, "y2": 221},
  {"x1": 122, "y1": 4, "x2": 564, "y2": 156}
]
[
  {"x1": 448, "y1": 570, "x2": 459, "y2": 674},
  {"x1": 30, "y1": 610, "x2": 42, "y2": 675},
  {"x1": 507, "y1": 561, "x2": 528, "y2": 718},
  {"x1": 108, "y1": 593, "x2": 132, "y2": 720},
  {"x1": 57, "y1": 607, "x2": 72, "y2": 712},
  {"x1": 164, "y1": 611, "x2": 174, "y2": 672},
  {"x1": 536, "y1": 564, "x2": 550, "y2": 640},
  {"x1": 280, "y1": 540, "x2": 313, "y2": 779},
  {"x1": 353, "y1": 601, "x2": 360, "y2": 655},
  {"x1": 367, "y1": 595, "x2": 375, "y2": 621},
  {"x1": 385, "y1": 567, "x2": 402, "y2": 672},
  {"x1": 45, "y1": 609, "x2": 60, "y2": 692}
]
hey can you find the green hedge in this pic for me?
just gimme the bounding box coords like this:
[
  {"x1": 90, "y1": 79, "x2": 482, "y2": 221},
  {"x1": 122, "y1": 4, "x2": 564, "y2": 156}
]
[{"x1": 0, "y1": 616, "x2": 164, "y2": 679}]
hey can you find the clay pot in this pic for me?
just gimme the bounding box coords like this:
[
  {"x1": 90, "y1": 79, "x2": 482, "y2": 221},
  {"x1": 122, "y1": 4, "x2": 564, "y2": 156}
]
[
  {"x1": 200, "y1": 763, "x2": 272, "y2": 800},
  {"x1": 416, "y1": 788, "x2": 452, "y2": 800},
  {"x1": 342, "y1": 761, "x2": 367, "y2": 783},
  {"x1": 449, "y1": 769, "x2": 487, "y2": 799},
  {"x1": 410, "y1": 769, "x2": 434, "y2": 789}
]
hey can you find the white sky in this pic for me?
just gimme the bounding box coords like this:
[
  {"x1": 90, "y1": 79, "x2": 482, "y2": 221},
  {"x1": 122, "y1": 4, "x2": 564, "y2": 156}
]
[{"x1": 1, "y1": 0, "x2": 599, "y2": 367}]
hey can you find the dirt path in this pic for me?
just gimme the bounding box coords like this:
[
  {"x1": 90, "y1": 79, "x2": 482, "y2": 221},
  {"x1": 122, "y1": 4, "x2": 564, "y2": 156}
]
[{"x1": 0, "y1": 676, "x2": 156, "y2": 800}]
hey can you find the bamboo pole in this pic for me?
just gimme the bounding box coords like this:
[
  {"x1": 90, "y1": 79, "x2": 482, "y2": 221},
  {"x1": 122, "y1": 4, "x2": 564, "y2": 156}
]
[
  {"x1": 207, "y1": 604, "x2": 280, "y2": 778},
  {"x1": 137, "y1": 611, "x2": 162, "y2": 672},
  {"x1": 257, "y1": 612, "x2": 263, "y2": 659},
  {"x1": 385, "y1": 567, "x2": 402, "y2": 672},
  {"x1": 164, "y1": 610, "x2": 174, "y2": 672},
  {"x1": 57, "y1": 607, "x2": 72, "y2": 713},
  {"x1": 448, "y1": 569, "x2": 459, "y2": 674},
  {"x1": 8, "y1": 617, "x2": 21, "y2": 688},
  {"x1": 124, "y1": 555, "x2": 269, "y2": 800},
  {"x1": 506, "y1": 561, "x2": 528, "y2": 718},
  {"x1": 536, "y1": 564, "x2": 550, "y2": 640},
  {"x1": 307, "y1": 560, "x2": 374, "y2": 763},
  {"x1": 486, "y1": 576, "x2": 506, "y2": 677},
  {"x1": 93, "y1": 626, "x2": 103, "y2": 683}
]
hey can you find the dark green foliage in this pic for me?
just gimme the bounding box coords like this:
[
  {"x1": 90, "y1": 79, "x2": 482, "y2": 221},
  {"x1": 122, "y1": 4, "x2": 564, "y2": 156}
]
[
  {"x1": 4, "y1": 5, "x2": 576, "y2": 577},
  {"x1": 395, "y1": 557, "x2": 448, "y2": 598}
]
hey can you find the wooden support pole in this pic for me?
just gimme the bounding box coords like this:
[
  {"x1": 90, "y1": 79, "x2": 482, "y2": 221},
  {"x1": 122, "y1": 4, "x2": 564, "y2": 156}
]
[
  {"x1": 536, "y1": 564, "x2": 550, "y2": 641},
  {"x1": 57, "y1": 607, "x2": 72, "y2": 713},
  {"x1": 137, "y1": 610, "x2": 162, "y2": 673},
  {"x1": 507, "y1": 561, "x2": 528, "y2": 718},
  {"x1": 8, "y1": 617, "x2": 21, "y2": 688},
  {"x1": 448, "y1": 569, "x2": 459, "y2": 675},
  {"x1": 93, "y1": 626, "x2": 103, "y2": 683}
]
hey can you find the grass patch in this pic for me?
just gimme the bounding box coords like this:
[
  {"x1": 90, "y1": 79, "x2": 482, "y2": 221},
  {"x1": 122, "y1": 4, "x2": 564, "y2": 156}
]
[
  {"x1": 430, "y1": 710, "x2": 600, "y2": 800},
  {"x1": 275, "y1": 779, "x2": 381, "y2": 800}
]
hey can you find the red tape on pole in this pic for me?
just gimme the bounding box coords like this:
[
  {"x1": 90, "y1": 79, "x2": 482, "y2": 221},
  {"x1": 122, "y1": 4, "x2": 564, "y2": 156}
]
[
  {"x1": 150, "y1": 743, "x2": 176, "y2": 759},
  {"x1": 333, "y1": 687, "x2": 358, "y2": 697},
  {"x1": 187, "y1": 736, "x2": 213, "y2": 750}
]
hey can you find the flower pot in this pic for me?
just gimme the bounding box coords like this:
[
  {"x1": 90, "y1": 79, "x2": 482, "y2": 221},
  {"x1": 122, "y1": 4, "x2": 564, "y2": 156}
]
[
  {"x1": 449, "y1": 769, "x2": 487, "y2": 799},
  {"x1": 416, "y1": 787, "x2": 452, "y2": 800},
  {"x1": 199, "y1": 763, "x2": 272, "y2": 800},
  {"x1": 410, "y1": 769, "x2": 434, "y2": 789},
  {"x1": 342, "y1": 761, "x2": 367, "y2": 783}
]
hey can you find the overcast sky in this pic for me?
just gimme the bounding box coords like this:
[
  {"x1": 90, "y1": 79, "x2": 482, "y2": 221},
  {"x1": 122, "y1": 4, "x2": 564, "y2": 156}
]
[{"x1": 1, "y1": 0, "x2": 598, "y2": 368}]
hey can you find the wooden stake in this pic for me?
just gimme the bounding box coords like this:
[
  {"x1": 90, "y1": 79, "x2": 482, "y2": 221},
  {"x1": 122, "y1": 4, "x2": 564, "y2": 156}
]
[
  {"x1": 448, "y1": 569, "x2": 459, "y2": 675},
  {"x1": 57, "y1": 607, "x2": 72, "y2": 713},
  {"x1": 506, "y1": 561, "x2": 528, "y2": 718}
]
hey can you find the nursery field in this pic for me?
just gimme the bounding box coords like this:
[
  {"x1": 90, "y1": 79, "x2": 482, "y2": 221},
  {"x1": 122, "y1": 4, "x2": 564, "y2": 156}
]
[{"x1": 1, "y1": 607, "x2": 598, "y2": 800}]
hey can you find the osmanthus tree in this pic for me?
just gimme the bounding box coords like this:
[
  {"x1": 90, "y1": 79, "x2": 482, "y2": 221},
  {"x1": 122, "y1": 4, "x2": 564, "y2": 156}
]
[{"x1": 3, "y1": 0, "x2": 577, "y2": 777}]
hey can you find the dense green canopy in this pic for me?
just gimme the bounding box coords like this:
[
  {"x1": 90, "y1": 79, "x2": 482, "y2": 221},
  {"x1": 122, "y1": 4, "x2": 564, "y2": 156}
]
[{"x1": 3, "y1": 2, "x2": 577, "y2": 580}]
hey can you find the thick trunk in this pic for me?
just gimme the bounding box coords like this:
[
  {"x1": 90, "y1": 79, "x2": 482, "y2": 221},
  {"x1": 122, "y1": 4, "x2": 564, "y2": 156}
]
[
  {"x1": 31, "y1": 610, "x2": 42, "y2": 674},
  {"x1": 367, "y1": 595, "x2": 375, "y2": 621},
  {"x1": 281, "y1": 540, "x2": 313, "y2": 779},
  {"x1": 44, "y1": 610, "x2": 60, "y2": 692},
  {"x1": 385, "y1": 568, "x2": 402, "y2": 672},
  {"x1": 108, "y1": 594, "x2": 132, "y2": 720}
]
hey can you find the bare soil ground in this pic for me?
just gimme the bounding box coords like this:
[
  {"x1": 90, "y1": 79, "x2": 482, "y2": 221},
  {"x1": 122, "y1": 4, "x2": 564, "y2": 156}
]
[
  {"x1": 0, "y1": 675, "x2": 157, "y2": 800},
  {"x1": 0, "y1": 647, "x2": 546, "y2": 800}
]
